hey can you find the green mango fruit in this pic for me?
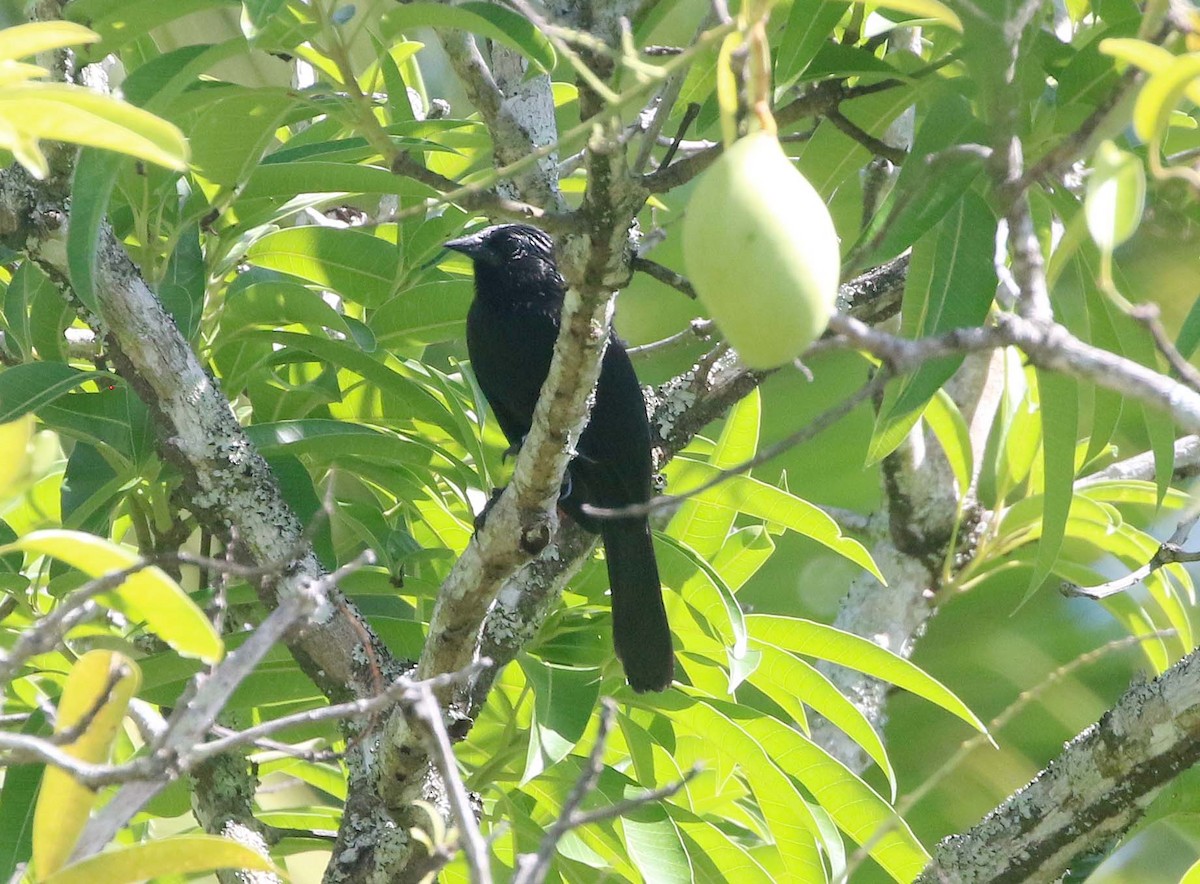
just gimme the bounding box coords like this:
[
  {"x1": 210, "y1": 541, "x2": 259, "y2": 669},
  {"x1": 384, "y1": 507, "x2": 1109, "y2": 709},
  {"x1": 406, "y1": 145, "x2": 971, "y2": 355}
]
[{"x1": 682, "y1": 131, "x2": 840, "y2": 369}]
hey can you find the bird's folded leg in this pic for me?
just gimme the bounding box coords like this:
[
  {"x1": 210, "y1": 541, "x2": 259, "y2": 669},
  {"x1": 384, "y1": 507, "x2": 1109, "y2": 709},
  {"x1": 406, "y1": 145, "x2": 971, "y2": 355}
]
[
  {"x1": 502, "y1": 435, "x2": 527, "y2": 462},
  {"x1": 473, "y1": 486, "x2": 506, "y2": 533}
]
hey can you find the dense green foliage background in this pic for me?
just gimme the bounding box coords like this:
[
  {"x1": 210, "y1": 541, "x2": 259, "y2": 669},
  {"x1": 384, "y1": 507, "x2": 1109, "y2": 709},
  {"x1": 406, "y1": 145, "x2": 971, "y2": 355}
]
[{"x1": 2, "y1": 0, "x2": 1200, "y2": 882}]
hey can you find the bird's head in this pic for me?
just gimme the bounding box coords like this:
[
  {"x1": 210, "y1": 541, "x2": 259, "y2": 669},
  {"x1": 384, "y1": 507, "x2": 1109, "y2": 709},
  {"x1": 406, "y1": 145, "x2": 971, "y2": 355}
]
[{"x1": 443, "y1": 224, "x2": 564, "y2": 308}]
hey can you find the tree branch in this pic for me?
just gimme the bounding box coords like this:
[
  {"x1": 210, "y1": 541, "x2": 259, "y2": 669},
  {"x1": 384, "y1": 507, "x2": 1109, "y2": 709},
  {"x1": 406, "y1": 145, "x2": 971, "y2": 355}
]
[{"x1": 918, "y1": 645, "x2": 1200, "y2": 883}]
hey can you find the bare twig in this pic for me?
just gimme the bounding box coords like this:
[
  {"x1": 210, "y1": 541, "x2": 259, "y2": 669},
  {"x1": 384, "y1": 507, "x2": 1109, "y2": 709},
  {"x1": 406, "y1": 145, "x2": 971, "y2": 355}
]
[
  {"x1": 1130, "y1": 302, "x2": 1200, "y2": 395},
  {"x1": 405, "y1": 684, "x2": 493, "y2": 884},
  {"x1": 630, "y1": 256, "x2": 697, "y2": 299},
  {"x1": 512, "y1": 699, "x2": 700, "y2": 884},
  {"x1": 1063, "y1": 509, "x2": 1200, "y2": 600},
  {"x1": 627, "y1": 319, "x2": 715, "y2": 358},
  {"x1": 826, "y1": 107, "x2": 907, "y2": 165}
]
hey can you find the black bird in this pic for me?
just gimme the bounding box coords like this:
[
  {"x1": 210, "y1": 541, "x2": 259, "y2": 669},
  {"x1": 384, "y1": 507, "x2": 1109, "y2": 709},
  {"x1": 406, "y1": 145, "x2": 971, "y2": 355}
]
[{"x1": 444, "y1": 224, "x2": 674, "y2": 693}]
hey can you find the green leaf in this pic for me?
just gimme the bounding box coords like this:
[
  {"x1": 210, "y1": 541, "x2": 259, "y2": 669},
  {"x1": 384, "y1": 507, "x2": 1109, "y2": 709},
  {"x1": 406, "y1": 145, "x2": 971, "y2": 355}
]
[
  {"x1": 61, "y1": 442, "x2": 120, "y2": 535},
  {"x1": 868, "y1": 191, "x2": 997, "y2": 463},
  {"x1": 369, "y1": 280, "x2": 473, "y2": 348},
  {"x1": 380, "y1": 2, "x2": 556, "y2": 73},
  {"x1": 855, "y1": 93, "x2": 987, "y2": 268},
  {"x1": 0, "y1": 530, "x2": 223, "y2": 663},
  {"x1": 222, "y1": 278, "x2": 353, "y2": 335},
  {"x1": 158, "y1": 222, "x2": 205, "y2": 342},
  {"x1": 1107, "y1": 259, "x2": 1176, "y2": 503},
  {"x1": 180, "y1": 86, "x2": 297, "y2": 186},
  {"x1": 245, "y1": 227, "x2": 399, "y2": 307},
  {"x1": 2, "y1": 262, "x2": 56, "y2": 361},
  {"x1": 774, "y1": 1, "x2": 848, "y2": 85},
  {"x1": 728, "y1": 705, "x2": 927, "y2": 882},
  {"x1": 0, "y1": 710, "x2": 46, "y2": 878},
  {"x1": 0, "y1": 364, "x2": 115, "y2": 423},
  {"x1": 1024, "y1": 369, "x2": 1079, "y2": 601},
  {"x1": 923, "y1": 389, "x2": 973, "y2": 493},
  {"x1": 709, "y1": 525, "x2": 775, "y2": 591},
  {"x1": 238, "y1": 160, "x2": 438, "y2": 202},
  {"x1": 624, "y1": 807, "x2": 691, "y2": 884},
  {"x1": 68, "y1": 0, "x2": 232, "y2": 60},
  {"x1": 666, "y1": 458, "x2": 883, "y2": 582},
  {"x1": 1175, "y1": 295, "x2": 1200, "y2": 360},
  {"x1": 637, "y1": 692, "x2": 826, "y2": 877},
  {"x1": 749, "y1": 639, "x2": 895, "y2": 797},
  {"x1": 38, "y1": 387, "x2": 152, "y2": 463},
  {"x1": 40, "y1": 834, "x2": 278, "y2": 884},
  {"x1": 669, "y1": 388, "x2": 760, "y2": 558},
  {"x1": 658, "y1": 534, "x2": 752, "y2": 682},
  {"x1": 748, "y1": 614, "x2": 987, "y2": 734},
  {"x1": 520, "y1": 660, "x2": 601, "y2": 783}
]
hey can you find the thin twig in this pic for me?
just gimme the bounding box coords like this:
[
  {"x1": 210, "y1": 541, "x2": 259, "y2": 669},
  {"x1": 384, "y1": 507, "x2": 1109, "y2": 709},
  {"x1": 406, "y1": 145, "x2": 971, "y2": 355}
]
[
  {"x1": 407, "y1": 683, "x2": 493, "y2": 884},
  {"x1": 627, "y1": 319, "x2": 715, "y2": 358},
  {"x1": 630, "y1": 256, "x2": 697, "y2": 299},
  {"x1": 1130, "y1": 302, "x2": 1200, "y2": 395},
  {"x1": 826, "y1": 107, "x2": 907, "y2": 165},
  {"x1": 512, "y1": 699, "x2": 700, "y2": 884},
  {"x1": 1063, "y1": 509, "x2": 1200, "y2": 600},
  {"x1": 658, "y1": 103, "x2": 702, "y2": 169}
]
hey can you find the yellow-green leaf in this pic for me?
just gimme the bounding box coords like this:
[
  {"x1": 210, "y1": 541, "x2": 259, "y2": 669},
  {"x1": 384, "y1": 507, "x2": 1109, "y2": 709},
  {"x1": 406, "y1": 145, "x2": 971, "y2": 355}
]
[
  {"x1": 846, "y1": 0, "x2": 961, "y2": 32},
  {"x1": 41, "y1": 834, "x2": 278, "y2": 884},
  {"x1": 32, "y1": 650, "x2": 141, "y2": 877},
  {"x1": 0, "y1": 83, "x2": 188, "y2": 171},
  {"x1": 1100, "y1": 38, "x2": 1200, "y2": 105},
  {"x1": 1133, "y1": 53, "x2": 1200, "y2": 143},
  {"x1": 748, "y1": 613, "x2": 988, "y2": 734},
  {"x1": 0, "y1": 530, "x2": 223, "y2": 662},
  {"x1": 0, "y1": 61, "x2": 49, "y2": 86},
  {"x1": 0, "y1": 414, "x2": 35, "y2": 497},
  {"x1": 0, "y1": 21, "x2": 98, "y2": 63},
  {"x1": 1085, "y1": 141, "x2": 1146, "y2": 252}
]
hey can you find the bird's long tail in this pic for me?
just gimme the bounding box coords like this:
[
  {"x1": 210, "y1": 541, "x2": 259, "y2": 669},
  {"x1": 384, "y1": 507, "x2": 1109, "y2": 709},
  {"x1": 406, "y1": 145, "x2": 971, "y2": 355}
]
[{"x1": 602, "y1": 519, "x2": 674, "y2": 692}]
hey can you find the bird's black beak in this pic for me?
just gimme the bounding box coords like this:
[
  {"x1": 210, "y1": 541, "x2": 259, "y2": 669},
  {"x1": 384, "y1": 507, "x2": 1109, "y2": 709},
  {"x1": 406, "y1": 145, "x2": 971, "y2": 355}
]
[{"x1": 442, "y1": 232, "x2": 488, "y2": 259}]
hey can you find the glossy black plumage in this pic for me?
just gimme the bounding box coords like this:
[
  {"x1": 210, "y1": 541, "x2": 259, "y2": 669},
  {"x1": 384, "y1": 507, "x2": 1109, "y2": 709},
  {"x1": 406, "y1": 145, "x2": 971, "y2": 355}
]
[{"x1": 444, "y1": 224, "x2": 674, "y2": 693}]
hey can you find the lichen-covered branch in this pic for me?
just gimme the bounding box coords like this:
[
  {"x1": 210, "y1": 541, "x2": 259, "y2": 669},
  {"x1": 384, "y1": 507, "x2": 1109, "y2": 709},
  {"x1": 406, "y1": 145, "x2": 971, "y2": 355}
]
[{"x1": 918, "y1": 647, "x2": 1200, "y2": 883}]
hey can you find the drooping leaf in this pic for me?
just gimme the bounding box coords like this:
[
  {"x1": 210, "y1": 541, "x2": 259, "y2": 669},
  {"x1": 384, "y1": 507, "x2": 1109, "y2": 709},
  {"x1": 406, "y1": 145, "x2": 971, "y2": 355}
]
[
  {"x1": 666, "y1": 458, "x2": 883, "y2": 582},
  {"x1": 747, "y1": 614, "x2": 987, "y2": 734},
  {"x1": 0, "y1": 364, "x2": 115, "y2": 423},
  {"x1": 868, "y1": 191, "x2": 997, "y2": 463},
  {"x1": 0, "y1": 530, "x2": 223, "y2": 662},
  {"x1": 40, "y1": 835, "x2": 278, "y2": 884},
  {"x1": 669, "y1": 388, "x2": 760, "y2": 558},
  {"x1": 520, "y1": 659, "x2": 601, "y2": 783},
  {"x1": 32, "y1": 650, "x2": 141, "y2": 877},
  {"x1": 0, "y1": 710, "x2": 46, "y2": 877},
  {"x1": 380, "y1": 2, "x2": 556, "y2": 73},
  {"x1": 1024, "y1": 369, "x2": 1079, "y2": 601}
]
